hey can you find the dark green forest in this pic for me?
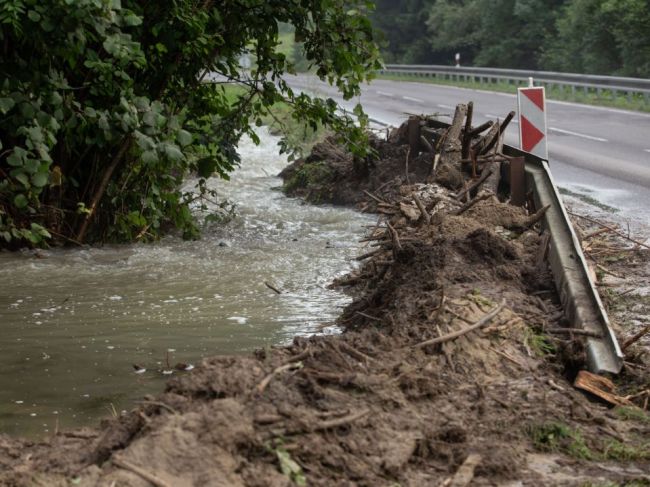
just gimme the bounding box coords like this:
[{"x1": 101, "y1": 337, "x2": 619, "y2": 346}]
[{"x1": 371, "y1": 0, "x2": 650, "y2": 77}]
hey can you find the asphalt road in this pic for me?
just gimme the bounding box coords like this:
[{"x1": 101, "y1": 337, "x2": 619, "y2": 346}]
[{"x1": 288, "y1": 75, "x2": 650, "y2": 222}]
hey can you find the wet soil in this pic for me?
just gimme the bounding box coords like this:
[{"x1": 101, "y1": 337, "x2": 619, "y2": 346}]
[{"x1": 1, "y1": 117, "x2": 649, "y2": 486}]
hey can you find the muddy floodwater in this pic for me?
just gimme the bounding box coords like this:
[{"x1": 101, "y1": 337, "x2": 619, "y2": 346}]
[{"x1": 0, "y1": 131, "x2": 372, "y2": 437}]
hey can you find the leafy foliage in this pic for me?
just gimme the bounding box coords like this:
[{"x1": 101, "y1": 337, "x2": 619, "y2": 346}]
[
  {"x1": 372, "y1": 0, "x2": 650, "y2": 76},
  {"x1": 0, "y1": 0, "x2": 380, "y2": 247}
]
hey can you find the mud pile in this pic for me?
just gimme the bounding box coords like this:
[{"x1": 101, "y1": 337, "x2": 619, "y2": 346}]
[{"x1": 1, "y1": 107, "x2": 649, "y2": 486}]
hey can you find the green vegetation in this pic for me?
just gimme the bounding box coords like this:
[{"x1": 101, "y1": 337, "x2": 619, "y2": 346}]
[
  {"x1": 528, "y1": 421, "x2": 594, "y2": 459},
  {"x1": 615, "y1": 406, "x2": 650, "y2": 424},
  {"x1": 0, "y1": 0, "x2": 380, "y2": 247},
  {"x1": 282, "y1": 162, "x2": 334, "y2": 203},
  {"x1": 524, "y1": 328, "x2": 556, "y2": 358},
  {"x1": 375, "y1": 72, "x2": 650, "y2": 113},
  {"x1": 529, "y1": 421, "x2": 650, "y2": 462},
  {"x1": 371, "y1": 0, "x2": 650, "y2": 78}
]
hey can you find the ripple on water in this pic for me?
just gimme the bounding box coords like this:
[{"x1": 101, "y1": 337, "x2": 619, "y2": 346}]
[{"x1": 0, "y1": 129, "x2": 373, "y2": 437}]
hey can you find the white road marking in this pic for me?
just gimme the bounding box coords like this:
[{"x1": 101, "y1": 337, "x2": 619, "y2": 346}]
[
  {"x1": 402, "y1": 95, "x2": 424, "y2": 103},
  {"x1": 438, "y1": 103, "x2": 454, "y2": 109},
  {"x1": 548, "y1": 127, "x2": 608, "y2": 142},
  {"x1": 376, "y1": 91, "x2": 394, "y2": 97}
]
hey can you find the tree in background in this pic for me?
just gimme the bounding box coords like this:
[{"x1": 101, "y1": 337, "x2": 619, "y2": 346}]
[
  {"x1": 542, "y1": 0, "x2": 650, "y2": 77},
  {"x1": 370, "y1": 0, "x2": 436, "y2": 63},
  {"x1": 0, "y1": 0, "x2": 380, "y2": 247},
  {"x1": 371, "y1": 0, "x2": 650, "y2": 76},
  {"x1": 426, "y1": 0, "x2": 564, "y2": 69}
]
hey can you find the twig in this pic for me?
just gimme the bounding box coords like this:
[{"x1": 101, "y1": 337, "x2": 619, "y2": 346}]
[
  {"x1": 413, "y1": 300, "x2": 506, "y2": 348},
  {"x1": 363, "y1": 189, "x2": 387, "y2": 205},
  {"x1": 312, "y1": 409, "x2": 370, "y2": 431},
  {"x1": 595, "y1": 263, "x2": 623, "y2": 279},
  {"x1": 264, "y1": 281, "x2": 282, "y2": 294},
  {"x1": 453, "y1": 169, "x2": 492, "y2": 200},
  {"x1": 420, "y1": 135, "x2": 433, "y2": 153},
  {"x1": 622, "y1": 325, "x2": 650, "y2": 351},
  {"x1": 255, "y1": 362, "x2": 303, "y2": 394},
  {"x1": 567, "y1": 211, "x2": 650, "y2": 250},
  {"x1": 355, "y1": 248, "x2": 384, "y2": 261},
  {"x1": 412, "y1": 193, "x2": 431, "y2": 224},
  {"x1": 355, "y1": 311, "x2": 382, "y2": 322},
  {"x1": 452, "y1": 193, "x2": 491, "y2": 216},
  {"x1": 112, "y1": 457, "x2": 173, "y2": 487},
  {"x1": 489, "y1": 347, "x2": 525, "y2": 368},
  {"x1": 134, "y1": 400, "x2": 178, "y2": 415},
  {"x1": 338, "y1": 341, "x2": 376, "y2": 363},
  {"x1": 386, "y1": 221, "x2": 402, "y2": 251},
  {"x1": 405, "y1": 147, "x2": 411, "y2": 185}
]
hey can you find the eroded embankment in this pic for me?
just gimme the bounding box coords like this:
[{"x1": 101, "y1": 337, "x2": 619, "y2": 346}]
[{"x1": 1, "y1": 110, "x2": 649, "y2": 486}]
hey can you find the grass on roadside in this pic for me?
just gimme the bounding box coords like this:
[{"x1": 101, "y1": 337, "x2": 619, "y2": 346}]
[
  {"x1": 221, "y1": 84, "x2": 328, "y2": 156},
  {"x1": 376, "y1": 72, "x2": 650, "y2": 113}
]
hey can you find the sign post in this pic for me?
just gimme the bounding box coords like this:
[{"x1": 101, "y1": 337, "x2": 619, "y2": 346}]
[{"x1": 518, "y1": 85, "x2": 548, "y2": 160}]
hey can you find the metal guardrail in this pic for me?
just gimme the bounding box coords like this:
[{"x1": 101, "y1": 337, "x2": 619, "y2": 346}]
[
  {"x1": 382, "y1": 64, "x2": 650, "y2": 102},
  {"x1": 419, "y1": 118, "x2": 624, "y2": 374},
  {"x1": 504, "y1": 145, "x2": 624, "y2": 375}
]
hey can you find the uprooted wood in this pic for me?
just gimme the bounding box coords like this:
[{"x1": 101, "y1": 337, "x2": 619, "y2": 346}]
[{"x1": 413, "y1": 300, "x2": 506, "y2": 349}]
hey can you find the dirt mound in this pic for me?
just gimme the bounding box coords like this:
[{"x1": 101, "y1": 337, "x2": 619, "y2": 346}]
[{"x1": 1, "y1": 111, "x2": 649, "y2": 486}]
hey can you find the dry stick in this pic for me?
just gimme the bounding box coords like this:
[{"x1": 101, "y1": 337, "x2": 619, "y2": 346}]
[
  {"x1": 567, "y1": 211, "x2": 650, "y2": 250},
  {"x1": 312, "y1": 409, "x2": 370, "y2": 431},
  {"x1": 355, "y1": 311, "x2": 382, "y2": 322},
  {"x1": 622, "y1": 325, "x2": 650, "y2": 351},
  {"x1": 76, "y1": 138, "x2": 132, "y2": 243},
  {"x1": 412, "y1": 193, "x2": 431, "y2": 224},
  {"x1": 256, "y1": 362, "x2": 302, "y2": 394},
  {"x1": 264, "y1": 281, "x2": 282, "y2": 294},
  {"x1": 338, "y1": 341, "x2": 376, "y2": 363},
  {"x1": 386, "y1": 221, "x2": 402, "y2": 251},
  {"x1": 452, "y1": 193, "x2": 492, "y2": 216},
  {"x1": 461, "y1": 101, "x2": 474, "y2": 160},
  {"x1": 468, "y1": 120, "x2": 493, "y2": 137},
  {"x1": 112, "y1": 457, "x2": 173, "y2": 487},
  {"x1": 355, "y1": 248, "x2": 384, "y2": 261},
  {"x1": 595, "y1": 263, "x2": 623, "y2": 279},
  {"x1": 453, "y1": 168, "x2": 493, "y2": 200},
  {"x1": 134, "y1": 400, "x2": 178, "y2": 415},
  {"x1": 420, "y1": 135, "x2": 434, "y2": 153},
  {"x1": 363, "y1": 189, "x2": 388, "y2": 205},
  {"x1": 405, "y1": 147, "x2": 411, "y2": 185},
  {"x1": 413, "y1": 300, "x2": 505, "y2": 349},
  {"x1": 547, "y1": 328, "x2": 603, "y2": 338}
]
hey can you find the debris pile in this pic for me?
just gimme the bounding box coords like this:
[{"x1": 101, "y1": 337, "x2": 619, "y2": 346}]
[{"x1": 1, "y1": 105, "x2": 648, "y2": 486}]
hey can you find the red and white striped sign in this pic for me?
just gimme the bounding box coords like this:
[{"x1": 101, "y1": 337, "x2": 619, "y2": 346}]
[{"x1": 518, "y1": 86, "x2": 548, "y2": 160}]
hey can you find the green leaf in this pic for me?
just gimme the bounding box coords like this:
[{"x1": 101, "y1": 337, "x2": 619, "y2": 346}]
[
  {"x1": 14, "y1": 172, "x2": 30, "y2": 188},
  {"x1": 14, "y1": 194, "x2": 28, "y2": 209},
  {"x1": 31, "y1": 171, "x2": 49, "y2": 188},
  {"x1": 162, "y1": 143, "x2": 184, "y2": 162},
  {"x1": 123, "y1": 13, "x2": 142, "y2": 26},
  {"x1": 7, "y1": 148, "x2": 27, "y2": 167},
  {"x1": 0, "y1": 98, "x2": 15, "y2": 114},
  {"x1": 141, "y1": 150, "x2": 158, "y2": 164},
  {"x1": 27, "y1": 10, "x2": 41, "y2": 21},
  {"x1": 196, "y1": 157, "x2": 216, "y2": 178},
  {"x1": 177, "y1": 130, "x2": 192, "y2": 147}
]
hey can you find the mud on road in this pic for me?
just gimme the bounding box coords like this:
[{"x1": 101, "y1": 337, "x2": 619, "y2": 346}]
[{"x1": 1, "y1": 111, "x2": 649, "y2": 486}]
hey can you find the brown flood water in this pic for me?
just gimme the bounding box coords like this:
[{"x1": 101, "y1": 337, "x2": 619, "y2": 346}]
[{"x1": 0, "y1": 130, "x2": 373, "y2": 437}]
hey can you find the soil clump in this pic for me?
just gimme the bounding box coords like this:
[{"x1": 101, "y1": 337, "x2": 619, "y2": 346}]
[{"x1": 1, "y1": 108, "x2": 649, "y2": 486}]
